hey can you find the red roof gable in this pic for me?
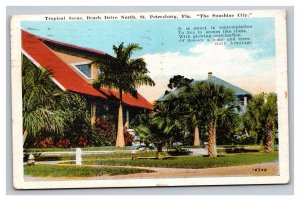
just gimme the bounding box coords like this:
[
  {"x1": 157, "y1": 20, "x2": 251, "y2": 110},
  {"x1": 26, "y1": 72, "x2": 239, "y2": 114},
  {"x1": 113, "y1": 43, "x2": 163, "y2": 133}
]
[
  {"x1": 22, "y1": 30, "x2": 153, "y2": 110},
  {"x1": 38, "y1": 36, "x2": 108, "y2": 56}
]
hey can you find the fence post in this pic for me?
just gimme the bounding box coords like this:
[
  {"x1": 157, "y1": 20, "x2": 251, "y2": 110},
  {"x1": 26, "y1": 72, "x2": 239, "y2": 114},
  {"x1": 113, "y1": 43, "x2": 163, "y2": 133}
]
[{"x1": 76, "y1": 148, "x2": 82, "y2": 165}]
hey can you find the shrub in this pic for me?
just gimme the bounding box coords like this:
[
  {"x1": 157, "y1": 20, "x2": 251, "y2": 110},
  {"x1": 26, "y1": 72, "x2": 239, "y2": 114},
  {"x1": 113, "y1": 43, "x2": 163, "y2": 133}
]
[
  {"x1": 35, "y1": 137, "x2": 54, "y2": 148},
  {"x1": 55, "y1": 138, "x2": 71, "y2": 148},
  {"x1": 124, "y1": 130, "x2": 134, "y2": 146},
  {"x1": 90, "y1": 118, "x2": 116, "y2": 146},
  {"x1": 233, "y1": 134, "x2": 258, "y2": 145},
  {"x1": 168, "y1": 148, "x2": 192, "y2": 156},
  {"x1": 34, "y1": 137, "x2": 72, "y2": 148},
  {"x1": 96, "y1": 118, "x2": 114, "y2": 131},
  {"x1": 77, "y1": 136, "x2": 89, "y2": 147}
]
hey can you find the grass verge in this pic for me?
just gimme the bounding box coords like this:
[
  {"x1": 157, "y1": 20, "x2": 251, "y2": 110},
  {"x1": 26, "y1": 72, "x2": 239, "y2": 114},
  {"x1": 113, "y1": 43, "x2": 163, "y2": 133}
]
[
  {"x1": 25, "y1": 146, "x2": 132, "y2": 152},
  {"x1": 32, "y1": 151, "x2": 168, "y2": 162},
  {"x1": 24, "y1": 164, "x2": 154, "y2": 177},
  {"x1": 83, "y1": 153, "x2": 278, "y2": 169},
  {"x1": 34, "y1": 155, "x2": 75, "y2": 161},
  {"x1": 82, "y1": 151, "x2": 170, "y2": 160}
]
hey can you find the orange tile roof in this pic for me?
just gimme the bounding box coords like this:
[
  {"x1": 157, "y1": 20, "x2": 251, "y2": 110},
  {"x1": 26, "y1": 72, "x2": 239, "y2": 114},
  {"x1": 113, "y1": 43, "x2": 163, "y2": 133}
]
[{"x1": 22, "y1": 30, "x2": 153, "y2": 110}]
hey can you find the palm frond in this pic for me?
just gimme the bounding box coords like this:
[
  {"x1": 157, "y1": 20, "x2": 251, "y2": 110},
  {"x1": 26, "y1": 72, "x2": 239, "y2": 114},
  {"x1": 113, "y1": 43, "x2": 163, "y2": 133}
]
[
  {"x1": 133, "y1": 74, "x2": 156, "y2": 87},
  {"x1": 92, "y1": 42, "x2": 155, "y2": 102},
  {"x1": 24, "y1": 108, "x2": 66, "y2": 136},
  {"x1": 123, "y1": 43, "x2": 142, "y2": 60}
]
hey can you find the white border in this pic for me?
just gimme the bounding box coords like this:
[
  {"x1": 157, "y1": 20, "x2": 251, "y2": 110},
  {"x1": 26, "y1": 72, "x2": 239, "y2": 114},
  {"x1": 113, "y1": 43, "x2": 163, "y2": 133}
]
[{"x1": 10, "y1": 9, "x2": 289, "y2": 189}]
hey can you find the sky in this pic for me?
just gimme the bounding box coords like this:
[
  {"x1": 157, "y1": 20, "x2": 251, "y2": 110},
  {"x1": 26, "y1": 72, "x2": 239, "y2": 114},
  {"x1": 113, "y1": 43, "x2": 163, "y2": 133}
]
[{"x1": 22, "y1": 17, "x2": 276, "y2": 102}]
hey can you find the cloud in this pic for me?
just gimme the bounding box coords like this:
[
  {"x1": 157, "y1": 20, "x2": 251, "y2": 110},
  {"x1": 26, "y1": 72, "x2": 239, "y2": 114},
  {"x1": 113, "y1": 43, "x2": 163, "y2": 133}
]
[{"x1": 138, "y1": 43, "x2": 276, "y2": 102}]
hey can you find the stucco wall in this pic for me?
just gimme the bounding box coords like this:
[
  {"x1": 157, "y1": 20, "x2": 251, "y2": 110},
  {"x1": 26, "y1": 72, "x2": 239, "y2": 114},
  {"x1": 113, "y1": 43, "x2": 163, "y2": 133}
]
[{"x1": 50, "y1": 49, "x2": 97, "y2": 83}]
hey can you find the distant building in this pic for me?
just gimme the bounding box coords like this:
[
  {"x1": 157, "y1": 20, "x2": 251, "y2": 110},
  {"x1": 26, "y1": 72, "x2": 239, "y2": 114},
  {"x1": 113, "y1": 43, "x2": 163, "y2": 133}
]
[
  {"x1": 159, "y1": 72, "x2": 252, "y2": 114},
  {"x1": 22, "y1": 30, "x2": 152, "y2": 129},
  {"x1": 205, "y1": 72, "x2": 252, "y2": 114}
]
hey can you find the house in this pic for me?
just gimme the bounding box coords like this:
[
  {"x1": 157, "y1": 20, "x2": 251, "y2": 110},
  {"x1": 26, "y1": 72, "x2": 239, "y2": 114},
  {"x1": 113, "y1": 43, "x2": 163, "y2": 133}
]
[
  {"x1": 205, "y1": 72, "x2": 252, "y2": 114},
  {"x1": 159, "y1": 72, "x2": 251, "y2": 113},
  {"x1": 21, "y1": 30, "x2": 153, "y2": 135}
]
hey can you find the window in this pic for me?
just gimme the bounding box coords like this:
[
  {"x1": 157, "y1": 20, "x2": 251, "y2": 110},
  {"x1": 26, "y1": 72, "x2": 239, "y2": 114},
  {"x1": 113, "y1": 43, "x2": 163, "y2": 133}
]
[{"x1": 72, "y1": 63, "x2": 92, "y2": 79}]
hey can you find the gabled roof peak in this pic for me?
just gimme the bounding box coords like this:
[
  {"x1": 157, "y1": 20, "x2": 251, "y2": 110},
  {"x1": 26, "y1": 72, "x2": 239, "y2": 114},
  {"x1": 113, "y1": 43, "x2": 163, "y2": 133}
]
[
  {"x1": 21, "y1": 30, "x2": 153, "y2": 110},
  {"x1": 22, "y1": 30, "x2": 113, "y2": 58},
  {"x1": 205, "y1": 75, "x2": 251, "y2": 96},
  {"x1": 158, "y1": 73, "x2": 251, "y2": 101}
]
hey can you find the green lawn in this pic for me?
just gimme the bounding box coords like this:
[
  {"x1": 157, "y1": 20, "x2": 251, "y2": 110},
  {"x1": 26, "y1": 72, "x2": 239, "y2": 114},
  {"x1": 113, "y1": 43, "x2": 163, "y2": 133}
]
[
  {"x1": 83, "y1": 153, "x2": 278, "y2": 169},
  {"x1": 33, "y1": 151, "x2": 164, "y2": 162},
  {"x1": 24, "y1": 164, "x2": 154, "y2": 177},
  {"x1": 24, "y1": 153, "x2": 278, "y2": 178},
  {"x1": 26, "y1": 145, "x2": 273, "y2": 154},
  {"x1": 34, "y1": 154, "x2": 75, "y2": 161},
  {"x1": 25, "y1": 146, "x2": 132, "y2": 152},
  {"x1": 82, "y1": 151, "x2": 169, "y2": 159}
]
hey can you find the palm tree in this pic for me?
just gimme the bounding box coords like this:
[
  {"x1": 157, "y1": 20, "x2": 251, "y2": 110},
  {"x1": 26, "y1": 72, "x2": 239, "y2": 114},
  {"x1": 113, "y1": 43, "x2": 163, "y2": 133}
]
[
  {"x1": 216, "y1": 106, "x2": 242, "y2": 145},
  {"x1": 22, "y1": 56, "x2": 66, "y2": 146},
  {"x1": 262, "y1": 93, "x2": 277, "y2": 152},
  {"x1": 92, "y1": 43, "x2": 155, "y2": 147},
  {"x1": 203, "y1": 82, "x2": 236, "y2": 157},
  {"x1": 178, "y1": 82, "x2": 206, "y2": 147},
  {"x1": 245, "y1": 92, "x2": 277, "y2": 152},
  {"x1": 179, "y1": 81, "x2": 237, "y2": 157},
  {"x1": 133, "y1": 96, "x2": 183, "y2": 156},
  {"x1": 244, "y1": 93, "x2": 265, "y2": 144}
]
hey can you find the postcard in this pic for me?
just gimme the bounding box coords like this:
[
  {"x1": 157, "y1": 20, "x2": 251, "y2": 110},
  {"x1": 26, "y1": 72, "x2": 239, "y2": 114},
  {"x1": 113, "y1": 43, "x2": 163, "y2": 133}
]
[{"x1": 10, "y1": 9, "x2": 289, "y2": 189}]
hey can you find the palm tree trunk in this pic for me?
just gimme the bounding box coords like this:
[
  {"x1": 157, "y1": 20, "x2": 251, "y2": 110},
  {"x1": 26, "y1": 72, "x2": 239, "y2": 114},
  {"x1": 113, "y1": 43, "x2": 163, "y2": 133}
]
[
  {"x1": 116, "y1": 88, "x2": 125, "y2": 147},
  {"x1": 265, "y1": 121, "x2": 274, "y2": 153},
  {"x1": 90, "y1": 99, "x2": 96, "y2": 127},
  {"x1": 156, "y1": 143, "x2": 163, "y2": 159},
  {"x1": 194, "y1": 126, "x2": 200, "y2": 146},
  {"x1": 116, "y1": 104, "x2": 125, "y2": 147},
  {"x1": 208, "y1": 120, "x2": 217, "y2": 157},
  {"x1": 23, "y1": 128, "x2": 28, "y2": 146}
]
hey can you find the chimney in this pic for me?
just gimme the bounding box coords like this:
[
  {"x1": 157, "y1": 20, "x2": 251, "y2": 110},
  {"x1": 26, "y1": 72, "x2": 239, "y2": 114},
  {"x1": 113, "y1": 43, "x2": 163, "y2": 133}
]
[{"x1": 208, "y1": 72, "x2": 213, "y2": 78}]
